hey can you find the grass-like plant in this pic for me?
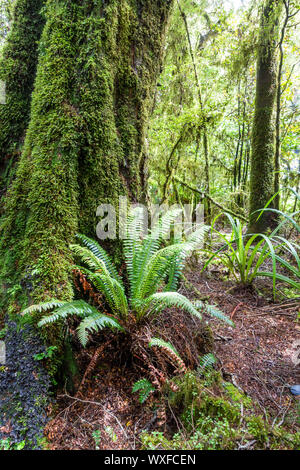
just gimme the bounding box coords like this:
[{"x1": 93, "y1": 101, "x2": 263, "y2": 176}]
[
  {"x1": 202, "y1": 206, "x2": 300, "y2": 297},
  {"x1": 22, "y1": 207, "x2": 233, "y2": 352}
]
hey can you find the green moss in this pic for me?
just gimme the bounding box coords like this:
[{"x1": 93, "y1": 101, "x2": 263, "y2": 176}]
[
  {"x1": 142, "y1": 370, "x2": 300, "y2": 450},
  {"x1": 0, "y1": 0, "x2": 45, "y2": 213},
  {"x1": 248, "y1": 0, "x2": 283, "y2": 233},
  {"x1": 0, "y1": 0, "x2": 173, "y2": 324}
]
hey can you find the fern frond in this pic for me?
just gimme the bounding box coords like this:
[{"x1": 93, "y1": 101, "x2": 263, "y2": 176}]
[
  {"x1": 144, "y1": 292, "x2": 202, "y2": 321},
  {"x1": 149, "y1": 337, "x2": 186, "y2": 373},
  {"x1": 198, "y1": 353, "x2": 217, "y2": 371},
  {"x1": 88, "y1": 273, "x2": 128, "y2": 319},
  {"x1": 75, "y1": 233, "x2": 120, "y2": 281},
  {"x1": 125, "y1": 207, "x2": 183, "y2": 299},
  {"x1": 194, "y1": 300, "x2": 235, "y2": 326},
  {"x1": 70, "y1": 244, "x2": 112, "y2": 275},
  {"x1": 77, "y1": 312, "x2": 124, "y2": 347},
  {"x1": 37, "y1": 300, "x2": 99, "y2": 327},
  {"x1": 21, "y1": 300, "x2": 64, "y2": 316},
  {"x1": 132, "y1": 378, "x2": 155, "y2": 404}
]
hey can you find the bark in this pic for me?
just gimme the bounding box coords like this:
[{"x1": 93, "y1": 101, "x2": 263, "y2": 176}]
[
  {"x1": 248, "y1": 0, "x2": 282, "y2": 234},
  {"x1": 0, "y1": 0, "x2": 174, "y2": 314}
]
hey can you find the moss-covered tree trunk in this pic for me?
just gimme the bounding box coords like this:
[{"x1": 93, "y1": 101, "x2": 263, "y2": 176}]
[
  {"x1": 248, "y1": 0, "x2": 282, "y2": 234},
  {"x1": 0, "y1": 0, "x2": 173, "y2": 314},
  {"x1": 0, "y1": 0, "x2": 45, "y2": 215}
]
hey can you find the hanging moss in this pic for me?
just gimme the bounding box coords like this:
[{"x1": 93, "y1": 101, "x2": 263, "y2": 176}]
[
  {"x1": 0, "y1": 0, "x2": 174, "y2": 320},
  {"x1": 0, "y1": 0, "x2": 45, "y2": 212}
]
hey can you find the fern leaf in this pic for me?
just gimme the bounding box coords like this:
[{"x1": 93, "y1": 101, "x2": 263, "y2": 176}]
[
  {"x1": 144, "y1": 292, "x2": 202, "y2": 321},
  {"x1": 198, "y1": 353, "x2": 217, "y2": 370},
  {"x1": 77, "y1": 313, "x2": 124, "y2": 347},
  {"x1": 70, "y1": 244, "x2": 111, "y2": 275},
  {"x1": 194, "y1": 300, "x2": 235, "y2": 326},
  {"x1": 37, "y1": 300, "x2": 99, "y2": 327},
  {"x1": 21, "y1": 300, "x2": 65, "y2": 316},
  {"x1": 75, "y1": 234, "x2": 120, "y2": 281},
  {"x1": 132, "y1": 378, "x2": 155, "y2": 404},
  {"x1": 149, "y1": 337, "x2": 186, "y2": 373}
]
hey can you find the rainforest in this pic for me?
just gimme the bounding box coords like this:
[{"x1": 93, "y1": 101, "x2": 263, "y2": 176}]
[{"x1": 0, "y1": 0, "x2": 299, "y2": 454}]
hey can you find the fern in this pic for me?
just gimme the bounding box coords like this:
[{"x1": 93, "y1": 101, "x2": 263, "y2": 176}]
[
  {"x1": 29, "y1": 207, "x2": 229, "y2": 348},
  {"x1": 198, "y1": 353, "x2": 217, "y2": 371},
  {"x1": 75, "y1": 234, "x2": 120, "y2": 281},
  {"x1": 144, "y1": 292, "x2": 202, "y2": 321},
  {"x1": 21, "y1": 300, "x2": 65, "y2": 316},
  {"x1": 37, "y1": 300, "x2": 100, "y2": 327},
  {"x1": 149, "y1": 337, "x2": 186, "y2": 373},
  {"x1": 77, "y1": 313, "x2": 124, "y2": 347},
  {"x1": 149, "y1": 337, "x2": 179, "y2": 356},
  {"x1": 193, "y1": 301, "x2": 235, "y2": 327},
  {"x1": 132, "y1": 378, "x2": 155, "y2": 404}
]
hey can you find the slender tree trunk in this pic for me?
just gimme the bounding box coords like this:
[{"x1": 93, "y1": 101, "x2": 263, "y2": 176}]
[
  {"x1": 177, "y1": 0, "x2": 211, "y2": 223},
  {"x1": 0, "y1": 0, "x2": 174, "y2": 313},
  {"x1": 248, "y1": 0, "x2": 282, "y2": 234}
]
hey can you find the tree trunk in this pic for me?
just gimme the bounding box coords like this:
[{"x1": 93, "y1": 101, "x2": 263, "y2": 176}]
[
  {"x1": 0, "y1": 0, "x2": 45, "y2": 215},
  {"x1": 248, "y1": 0, "x2": 282, "y2": 234},
  {"x1": 0, "y1": 0, "x2": 174, "y2": 313}
]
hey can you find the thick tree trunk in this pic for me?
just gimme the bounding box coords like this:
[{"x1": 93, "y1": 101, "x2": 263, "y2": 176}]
[
  {"x1": 248, "y1": 0, "x2": 282, "y2": 234},
  {"x1": 0, "y1": 0, "x2": 45, "y2": 214},
  {"x1": 0, "y1": 0, "x2": 173, "y2": 313}
]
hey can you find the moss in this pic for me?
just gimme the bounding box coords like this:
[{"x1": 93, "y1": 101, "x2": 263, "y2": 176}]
[
  {"x1": 248, "y1": 0, "x2": 282, "y2": 233},
  {"x1": 144, "y1": 370, "x2": 300, "y2": 450},
  {"x1": 0, "y1": 0, "x2": 45, "y2": 213},
  {"x1": 0, "y1": 0, "x2": 174, "y2": 328}
]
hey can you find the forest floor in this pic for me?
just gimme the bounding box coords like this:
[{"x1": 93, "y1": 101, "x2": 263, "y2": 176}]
[{"x1": 45, "y1": 267, "x2": 300, "y2": 450}]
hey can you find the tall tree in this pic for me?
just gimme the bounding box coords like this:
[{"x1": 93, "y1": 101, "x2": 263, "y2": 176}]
[
  {"x1": 248, "y1": 0, "x2": 282, "y2": 233},
  {"x1": 0, "y1": 0, "x2": 45, "y2": 214},
  {"x1": 0, "y1": 0, "x2": 174, "y2": 314}
]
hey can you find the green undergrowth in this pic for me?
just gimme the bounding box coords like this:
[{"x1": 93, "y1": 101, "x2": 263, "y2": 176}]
[{"x1": 141, "y1": 370, "x2": 300, "y2": 450}]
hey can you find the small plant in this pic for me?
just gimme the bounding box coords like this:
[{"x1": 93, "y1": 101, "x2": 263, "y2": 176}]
[
  {"x1": 0, "y1": 326, "x2": 7, "y2": 339},
  {"x1": 202, "y1": 211, "x2": 300, "y2": 297},
  {"x1": 198, "y1": 353, "x2": 217, "y2": 372},
  {"x1": 92, "y1": 430, "x2": 101, "y2": 450},
  {"x1": 132, "y1": 378, "x2": 156, "y2": 404},
  {"x1": 105, "y1": 426, "x2": 118, "y2": 443},
  {"x1": 0, "y1": 438, "x2": 25, "y2": 450},
  {"x1": 33, "y1": 346, "x2": 58, "y2": 361}
]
